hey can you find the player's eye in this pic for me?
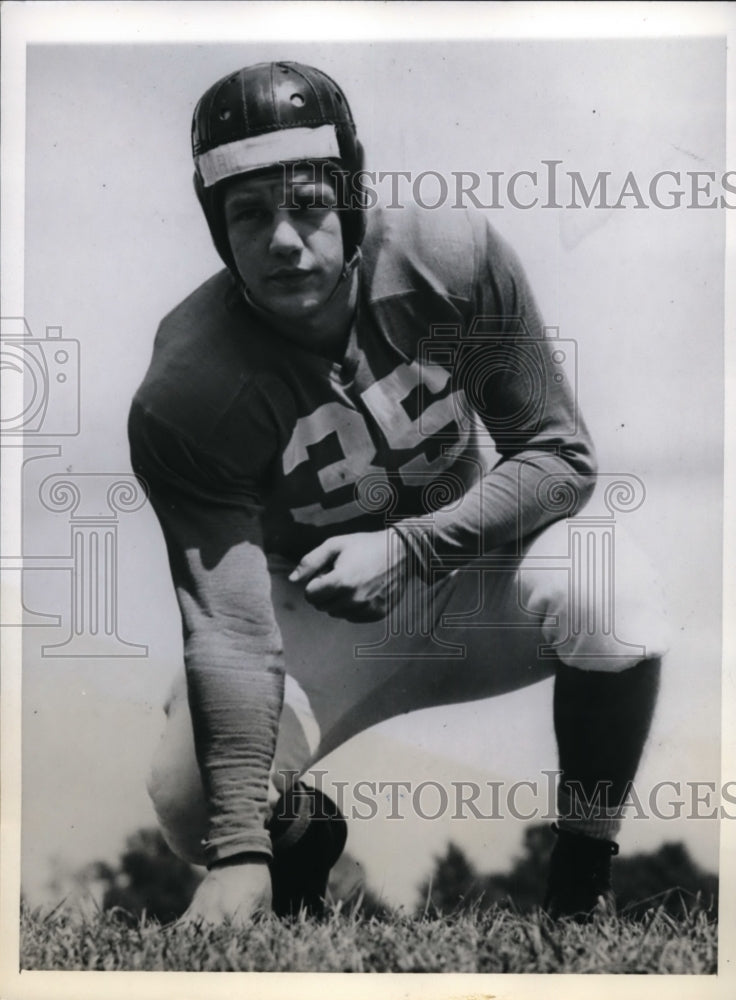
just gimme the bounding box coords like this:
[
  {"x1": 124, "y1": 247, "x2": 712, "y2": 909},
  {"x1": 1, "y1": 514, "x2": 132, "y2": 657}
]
[
  {"x1": 225, "y1": 199, "x2": 269, "y2": 226},
  {"x1": 227, "y1": 203, "x2": 269, "y2": 225}
]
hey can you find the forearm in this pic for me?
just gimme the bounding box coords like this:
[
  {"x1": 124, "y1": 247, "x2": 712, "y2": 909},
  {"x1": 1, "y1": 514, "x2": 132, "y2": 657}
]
[
  {"x1": 393, "y1": 444, "x2": 596, "y2": 573},
  {"x1": 185, "y1": 632, "x2": 284, "y2": 864},
  {"x1": 169, "y1": 538, "x2": 286, "y2": 867}
]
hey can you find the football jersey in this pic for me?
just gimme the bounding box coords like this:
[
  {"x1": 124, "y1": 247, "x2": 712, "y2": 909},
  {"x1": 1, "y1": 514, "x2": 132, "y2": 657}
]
[{"x1": 128, "y1": 203, "x2": 596, "y2": 863}]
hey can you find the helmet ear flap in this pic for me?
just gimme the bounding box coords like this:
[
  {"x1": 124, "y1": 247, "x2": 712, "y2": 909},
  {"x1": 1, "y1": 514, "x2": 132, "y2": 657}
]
[
  {"x1": 344, "y1": 140, "x2": 367, "y2": 254},
  {"x1": 193, "y1": 171, "x2": 236, "y2": 273},
  {"x1": 193, "y1": 170, "x2": 206, "y2": 215},
  {"x1": 355, "y1": 139, "x2": 365, "y2": 174}
]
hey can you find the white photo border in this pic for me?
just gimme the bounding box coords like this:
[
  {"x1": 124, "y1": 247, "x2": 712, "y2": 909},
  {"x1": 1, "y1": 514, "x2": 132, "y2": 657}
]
[{"x1": 1, "y1": 2, "x2": 734, "y2": 998}]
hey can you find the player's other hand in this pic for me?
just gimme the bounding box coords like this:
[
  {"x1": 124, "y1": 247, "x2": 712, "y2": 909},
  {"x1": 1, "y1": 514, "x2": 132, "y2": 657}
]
[
  {"x1": 289, "y1": 529, "x2": 408, "y2": 621},
  {"x1": 176, "y1": 857, "x2": 272, "y2": 929}
]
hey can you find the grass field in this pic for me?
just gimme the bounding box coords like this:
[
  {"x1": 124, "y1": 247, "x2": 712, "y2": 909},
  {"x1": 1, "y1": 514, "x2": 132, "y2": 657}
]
[{"x1": 20, "y1": 901, "x2": 717, "y2": 974}]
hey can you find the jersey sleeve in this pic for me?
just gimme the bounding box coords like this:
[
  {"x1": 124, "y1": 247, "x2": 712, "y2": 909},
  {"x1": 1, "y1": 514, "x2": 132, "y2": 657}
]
[
  {"x1": 393, "y1": 213, "x2": 598, "y2": 571},
  {"x1": 128, "y1": 391, "x2": 284, "y2": 865}
]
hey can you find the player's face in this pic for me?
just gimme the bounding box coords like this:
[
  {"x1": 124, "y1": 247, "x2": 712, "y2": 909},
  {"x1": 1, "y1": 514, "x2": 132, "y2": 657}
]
[{"x1": 224, "y1": 169, "x2": 345, "y2": 320}]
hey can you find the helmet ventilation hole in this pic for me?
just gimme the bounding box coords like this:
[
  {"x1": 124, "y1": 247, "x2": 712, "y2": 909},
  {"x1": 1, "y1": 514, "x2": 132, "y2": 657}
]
[
  {"x1": 290, "y1": 93, "x2": 305, "y2": 107},
  {"x1": 218, "y1": 108, "x2": 232, "y2": 121}
]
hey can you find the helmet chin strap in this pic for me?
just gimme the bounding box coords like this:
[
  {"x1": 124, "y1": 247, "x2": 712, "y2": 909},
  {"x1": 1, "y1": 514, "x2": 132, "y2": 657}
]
[{"x1": 237, "y1": 247, "x2": 361, "y2": 318}]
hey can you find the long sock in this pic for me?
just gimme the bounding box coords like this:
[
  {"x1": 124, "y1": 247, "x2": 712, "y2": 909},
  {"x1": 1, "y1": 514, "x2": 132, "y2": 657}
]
[{"x1": 553, "y1": 657, "x2": 661, "y2": 841}]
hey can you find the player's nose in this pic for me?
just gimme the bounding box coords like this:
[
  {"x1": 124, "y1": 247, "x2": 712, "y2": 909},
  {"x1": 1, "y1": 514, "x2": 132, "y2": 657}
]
[{"x1": 269, "y1": 211, "x2": 304, "y2": 256}]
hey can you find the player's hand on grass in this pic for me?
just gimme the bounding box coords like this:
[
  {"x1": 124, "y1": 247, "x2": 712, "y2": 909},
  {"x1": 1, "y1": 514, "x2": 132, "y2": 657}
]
[
  {"x1": 176, "y1": 857, "x2": 272, "y2": 929},
  {"x1": 289, "y1": 528, "x2": 408, "y2": 621}
]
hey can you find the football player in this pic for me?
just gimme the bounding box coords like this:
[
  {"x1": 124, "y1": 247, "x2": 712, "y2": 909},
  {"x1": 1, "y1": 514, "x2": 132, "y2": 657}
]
[{"x1": 129, "y1": 61, "x2": 669, "y2": 926}]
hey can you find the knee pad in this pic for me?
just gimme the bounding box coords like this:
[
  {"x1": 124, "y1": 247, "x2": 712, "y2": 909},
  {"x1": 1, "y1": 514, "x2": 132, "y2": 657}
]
[
  {"x1": 520, "y1": 519, "x2": 670, "y2": 672},
  {"x1": 147, "y1": 755, "x2": 208, "y2": 866},
  {"x1": 147, "y1": 685, "x2": 209, "y2": 865}
]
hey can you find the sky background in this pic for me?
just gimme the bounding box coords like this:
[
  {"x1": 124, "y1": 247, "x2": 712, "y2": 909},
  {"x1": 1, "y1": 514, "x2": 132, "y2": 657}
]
[{"x1": 14, "y1": 35, "x2": 726, "y2": 909}]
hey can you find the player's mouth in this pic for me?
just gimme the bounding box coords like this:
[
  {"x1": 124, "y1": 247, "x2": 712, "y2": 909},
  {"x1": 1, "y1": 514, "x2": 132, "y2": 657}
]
[{"x1": 268, "y1": 269, "x2": 315, "y2": 286}]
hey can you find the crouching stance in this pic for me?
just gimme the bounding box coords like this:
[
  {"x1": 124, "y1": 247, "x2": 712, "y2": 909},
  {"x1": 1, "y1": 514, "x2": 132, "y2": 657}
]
[{"x1": 129, "y1": 62, "x2": 669, "y2": 926}]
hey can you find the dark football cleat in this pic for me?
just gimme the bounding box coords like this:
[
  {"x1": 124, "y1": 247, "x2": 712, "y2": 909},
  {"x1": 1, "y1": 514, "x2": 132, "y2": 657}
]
[
  {"x1": 543, "y1": 824, "x2": 618, "y2": 922},
  {"x1": 268, "y1": 782, "x2": 348, "y2": 919}
]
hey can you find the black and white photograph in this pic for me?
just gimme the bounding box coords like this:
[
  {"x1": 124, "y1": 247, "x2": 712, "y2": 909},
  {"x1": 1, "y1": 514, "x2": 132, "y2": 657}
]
[{"x1": 1, "y1": 1, "x2": 734, "y2": 994}]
